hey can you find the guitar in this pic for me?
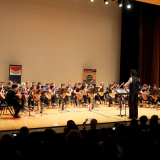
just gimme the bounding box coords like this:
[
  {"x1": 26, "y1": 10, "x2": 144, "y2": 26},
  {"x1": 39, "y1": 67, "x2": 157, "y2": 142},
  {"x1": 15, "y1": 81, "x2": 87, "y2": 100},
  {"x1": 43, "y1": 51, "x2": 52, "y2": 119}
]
[
  {"x1": 0, "y1": 85, "x2": 5, "y2": 99},
  {"x1": 65, "y1": 84, "x2": 74, "y2": 96},
  {"x1": 109, "y1": 82, "x2": 124, "y2": 98},
  {"x1": 98, "y1": 84, "x2": 109, "y2": 96},
  {"x1": 75, "y1": 88, "x2": 87, "y2": 100},
  {"x1": 141, "y1": 85, "x2": 150, "y2": 101},
  {"x1": 15, "y1": 91, "x2": 22, "y2": 104},
  {"x1": 44, "y1": 85, "x2": 58, "y2": 100}
]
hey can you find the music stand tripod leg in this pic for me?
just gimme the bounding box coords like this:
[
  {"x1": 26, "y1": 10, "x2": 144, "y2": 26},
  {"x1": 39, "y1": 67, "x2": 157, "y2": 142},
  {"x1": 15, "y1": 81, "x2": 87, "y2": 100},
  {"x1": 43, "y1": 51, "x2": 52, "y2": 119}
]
[
  {"x1": 24, "y1": 105, "x2": 34, "y2": 117},
  {"x1": 35, "y1": 101, "x2": 47, "y2": 116}
]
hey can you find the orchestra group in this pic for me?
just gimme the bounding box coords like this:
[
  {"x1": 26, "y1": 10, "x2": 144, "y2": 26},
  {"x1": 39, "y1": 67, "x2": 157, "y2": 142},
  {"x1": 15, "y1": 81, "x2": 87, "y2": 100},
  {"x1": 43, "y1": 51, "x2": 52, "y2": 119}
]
[{"x1": 0, "y1": 80, "x2": 160, "y2": 118}]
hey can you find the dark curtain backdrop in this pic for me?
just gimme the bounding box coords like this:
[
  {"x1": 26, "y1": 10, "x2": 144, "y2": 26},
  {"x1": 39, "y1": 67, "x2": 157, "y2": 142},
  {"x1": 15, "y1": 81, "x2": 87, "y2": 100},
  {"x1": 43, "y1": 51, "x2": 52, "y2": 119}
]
[
  {"x1": 120, "y1": 2, "x2": 160, "y2": 87},
  {"x1": 120, "y1": 1, "x2": 140, "y2": 84},
  {"x1": 140, "y1": 4, "x2": 160, "y2": 87}
]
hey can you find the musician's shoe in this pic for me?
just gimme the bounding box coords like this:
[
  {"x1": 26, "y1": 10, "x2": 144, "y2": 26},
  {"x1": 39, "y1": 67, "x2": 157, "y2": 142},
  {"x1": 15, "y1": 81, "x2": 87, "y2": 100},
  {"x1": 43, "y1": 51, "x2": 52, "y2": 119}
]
[
  {"x1": 52, "y1": 103, "x2": 57, "y2": 106},
  {"x1": 75, "y1": 105, "x2": 79, "y2": 108},
  {"x1": 140, "y1": 105, "x2": 143, "y2": 108},
  {"x1": 97, "y1": 102, "x2": 100, "y2": 105},
  {"x1": 14, "y1": 115, "x2": 21, "y2": 118}
]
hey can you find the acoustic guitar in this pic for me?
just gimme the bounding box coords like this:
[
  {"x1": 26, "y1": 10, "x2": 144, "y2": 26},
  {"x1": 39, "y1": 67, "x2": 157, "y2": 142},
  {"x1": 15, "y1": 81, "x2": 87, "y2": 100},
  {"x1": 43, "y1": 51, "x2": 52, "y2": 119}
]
[{"x1": 141, "y1": 86, "x2": 150, "y2": 101}]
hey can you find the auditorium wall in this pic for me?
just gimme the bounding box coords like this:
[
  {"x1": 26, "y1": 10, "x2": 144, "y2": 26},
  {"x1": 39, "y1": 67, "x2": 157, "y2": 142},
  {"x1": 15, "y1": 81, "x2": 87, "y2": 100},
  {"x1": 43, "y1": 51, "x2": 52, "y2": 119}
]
[{"x1": 0, "y1": 0, "x2": 122, "y2": 86}]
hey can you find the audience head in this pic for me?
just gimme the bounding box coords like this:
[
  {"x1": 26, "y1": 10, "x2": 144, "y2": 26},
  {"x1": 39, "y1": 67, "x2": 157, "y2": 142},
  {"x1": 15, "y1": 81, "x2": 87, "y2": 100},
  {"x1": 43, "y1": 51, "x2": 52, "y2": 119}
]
[
  {"x1": 140, "y1": 115, "x2": 148, "y2": 125},
  {"x1": 150, "y1": 115, "x2": 158, "y2": 128},
  {"x1": 19, "y1": 126, "x2": 29, "y2": 138},
  {"x1": 90, "y1": 118, "x2": 98, "y2": 129},
  {"x1": 67, "y1": 120, "x2": 75, "y2": 127},
  {"x1": 116, "y1": 123, "x2": 127, "y2": 137},
  {"x1": 44, "y1": 128, "x2": 56, "y2": 143},
  {"x1": 0, "y1": 135, "x2": 13, "y2": 153},
  {"x1": 66, "y1": 123, "x2": 78, "y2": 135},
  {"x1": 130, "y1": 119, "x2": 138, "y2": 126},
  {"x1": 66, "y1": 130, "x2": 83, "y2": 157}
]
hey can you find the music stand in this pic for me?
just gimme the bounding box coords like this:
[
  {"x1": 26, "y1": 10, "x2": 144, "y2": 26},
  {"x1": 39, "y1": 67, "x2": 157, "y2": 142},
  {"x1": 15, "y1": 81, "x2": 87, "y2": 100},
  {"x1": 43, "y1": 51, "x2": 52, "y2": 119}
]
[
  {"x1": 115, "y1": 88, "x2": 129, "y2": 117},
  {"x1": 150, "y1": 89, "x2": 160, "y2": 109},
  {"x1": 58, "y1": 88, "x2": 69, "y2": 112}
]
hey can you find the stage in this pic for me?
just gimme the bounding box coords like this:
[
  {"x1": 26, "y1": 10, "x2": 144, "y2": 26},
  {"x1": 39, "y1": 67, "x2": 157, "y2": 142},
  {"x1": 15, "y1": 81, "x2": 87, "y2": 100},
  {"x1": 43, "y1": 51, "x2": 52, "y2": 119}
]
[{"x1": 0, "y1": 104, "x2": 159, "y2": 132}]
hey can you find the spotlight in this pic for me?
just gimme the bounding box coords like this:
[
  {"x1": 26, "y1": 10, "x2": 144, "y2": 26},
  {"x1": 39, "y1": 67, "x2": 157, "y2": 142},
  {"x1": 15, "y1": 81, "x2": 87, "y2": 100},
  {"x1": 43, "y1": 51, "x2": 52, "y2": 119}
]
[
  {"x1": 127, "y1": 4, "x2": 131, "y2": 9},
  {"x1": 104, "y1": 0, "x2": 109, "y2": 4},
  {"x1": 118, "y1": 0, "x2": 122, "y2": 7},
  {"x1": 126, "y1": 0, "x2": 131, "y2": 9},
  {"x1": 90, "y1": 0, "x2": 94, "y2": 2}
]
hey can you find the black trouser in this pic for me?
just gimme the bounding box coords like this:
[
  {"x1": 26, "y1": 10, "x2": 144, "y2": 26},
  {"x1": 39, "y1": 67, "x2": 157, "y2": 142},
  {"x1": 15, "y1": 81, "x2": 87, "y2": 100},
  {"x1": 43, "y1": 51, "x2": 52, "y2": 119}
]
[
  {"x1": 71, "y1": 92, "x2": 77, "y2": 106},
  {"x1": 59, "y1": 97, "x2": 65, "y2": 109},
  {"x1": 83, "y1": 95, "x2": 90, "y2": 104},
  {"x1": 28, "y1": 96, "x2": 34, "y2": 109},
  {"x1": 13, "y1": 103, "x2": 23, "y2": 116},
  {"x1": 128, "y1": 91, "x2": 138, "y2": 119},
  {"x1": 115, "y1": 94, "x2": 118, "y2": 102},
  {"x1": 95, "y1": 94, "x2": 104, "y2": 103},
  {"x1": 21, "y1": 98, "x2": 25, "y2": 107},
  {"x1": 106, "y1": 95, "x2": 112, "y2": 106}
]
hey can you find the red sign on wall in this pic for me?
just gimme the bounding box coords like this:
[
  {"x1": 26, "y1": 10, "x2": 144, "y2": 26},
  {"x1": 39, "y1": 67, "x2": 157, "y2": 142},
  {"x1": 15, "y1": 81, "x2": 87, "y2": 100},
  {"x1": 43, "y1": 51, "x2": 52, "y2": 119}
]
[{"x1": 10, "y1": 66, "x2": 22, "y2": 75}]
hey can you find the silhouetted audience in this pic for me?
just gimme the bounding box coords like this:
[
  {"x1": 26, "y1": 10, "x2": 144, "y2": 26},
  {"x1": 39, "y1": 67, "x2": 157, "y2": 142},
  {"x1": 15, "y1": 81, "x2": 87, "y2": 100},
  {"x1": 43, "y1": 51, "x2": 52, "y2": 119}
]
[{"x1": 1, "y1": 115, "x2": 160, "y2": 160}]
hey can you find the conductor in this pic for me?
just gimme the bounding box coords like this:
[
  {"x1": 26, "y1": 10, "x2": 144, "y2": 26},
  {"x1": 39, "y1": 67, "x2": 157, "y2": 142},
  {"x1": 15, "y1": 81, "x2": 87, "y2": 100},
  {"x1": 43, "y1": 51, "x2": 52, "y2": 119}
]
[{"x1": 124, "y1": 69, "x2": 140, "y2": 119}]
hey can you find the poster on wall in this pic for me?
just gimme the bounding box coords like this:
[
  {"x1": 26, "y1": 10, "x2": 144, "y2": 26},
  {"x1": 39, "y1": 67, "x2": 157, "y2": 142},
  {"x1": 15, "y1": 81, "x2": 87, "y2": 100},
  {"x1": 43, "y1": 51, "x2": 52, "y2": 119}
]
[
  {"x1": 9, "y1": 65, "x2": 22, "y2": 84},
  {"x1": 83, "y1": 68, "x2": 96, "y2": 87}
]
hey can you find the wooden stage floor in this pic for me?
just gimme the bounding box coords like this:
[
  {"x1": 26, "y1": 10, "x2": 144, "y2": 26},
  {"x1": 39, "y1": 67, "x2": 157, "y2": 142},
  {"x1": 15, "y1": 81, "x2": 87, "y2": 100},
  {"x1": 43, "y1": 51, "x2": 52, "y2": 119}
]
[{"x1": 0, "y1": 105, "x2": 159, "y2": 131}]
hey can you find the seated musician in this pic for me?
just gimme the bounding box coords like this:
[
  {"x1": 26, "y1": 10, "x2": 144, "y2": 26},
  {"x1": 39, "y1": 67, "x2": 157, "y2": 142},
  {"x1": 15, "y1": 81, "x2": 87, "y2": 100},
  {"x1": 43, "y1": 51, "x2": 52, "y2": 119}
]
[
  {"x1": 25, "y1": 82, "x2": 30, "y2": 91},
  {"x1": 28, "y1": 84, "x2": 37, "y2": 111},
  {"x1": 106, "y1": 84, "x2": 114, "y2": 107},
  {"x1": 113, "y1": 82, "x2": 119, "y2": 103},
  {"x1": 31, "y1": 82, "x2": 36, "y2": 88},
  {"x1": 82, "y1": 82, "x2": 89, "y2": 105},
  {"x1": 95, "y1": 82, "x2": 105, "y2": 104},
  {"x1": 0, "y1": 82, "x2": 5, "y2": 104},
  {"x1": 36, "y1": 82, "x2": 44, "y2": 104},
  {"x1": 75, "y1": 82, "x2": 82, "y2": 108},
  {"x1": 150, "y1": 84, "x2": 159, "y2": 106},
  {"x1": 42, "y1": 82, "x2": 56, "y2": 108},
  {"x1": 65, "y1": 80, "x2": 72, "y2": 103},
  {"x1": 58, "y1": 83, "x2": 66, "y2": 109},
  {"x1": 5, "y1": 80, "x2": 13, "y2": 93},
  {"x1": 50, "y1": 82, "x2": 57, "y2": 106},
  {"x1": 70, "y1": 82, "x2": 78, "y2": 105},
  {"x1": 139, "y1": 84, "x2": 151, "y2": 107},
  {"x1": 19, "y1": 82, "x2": 28, "y2": 111},
  {"x1": 6, "y1": 83, "x2": 23, "y2": 118},
  {"x1": 88, "y1": 84, "x2": 94, "y2": 111}
]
